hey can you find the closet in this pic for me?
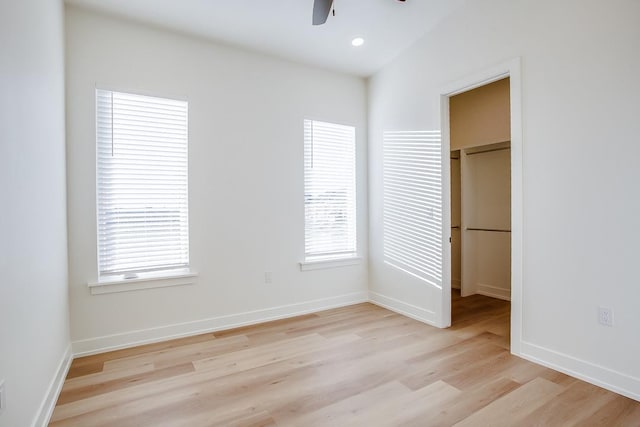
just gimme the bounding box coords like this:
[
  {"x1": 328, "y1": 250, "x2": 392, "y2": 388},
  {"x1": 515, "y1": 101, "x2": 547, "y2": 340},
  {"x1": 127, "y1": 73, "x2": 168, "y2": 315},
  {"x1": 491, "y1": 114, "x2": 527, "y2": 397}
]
[{"x1": 450, "y1": 77, "x2": 511, "y2": 302}]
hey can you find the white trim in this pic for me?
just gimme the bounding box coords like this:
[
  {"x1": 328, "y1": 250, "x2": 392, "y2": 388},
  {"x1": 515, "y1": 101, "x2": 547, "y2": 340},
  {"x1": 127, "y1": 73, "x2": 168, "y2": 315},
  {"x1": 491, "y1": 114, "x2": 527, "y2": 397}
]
[
  {"x1": 72, "y1": 291, "x2": 368, "y2": 356},
  {"x1": 88, "y1": 272, "x2": 198, "y2": 295},
  {"x1": 507, "y1": 58, "x2": 524, "y2": 356},
  {"x1": 520, "y1": 341, "x2": 640, "y2": 402},
  {"x1": 32, "y1": 344, "x2": 73, "y2": 427},
  {"x1": 476, "y1": 283, "x2": 511, "y2": 301},
  {"x1": 438, "y1": 58, "x2": 524, "y2": 352},
  {"x1": 300, "y1": 257, "x2": 362, "y2": 271},
  {"x1": 94, "y1": 83, "x2": 189, "y2": 103},
  {"x1": 439, "y1": 64, "x2": 511, "y2": 97},
  {"x1": 368, "y1": 291, "x2": 437, "y2": 326},
  {"x1": 302, "y1": 115, "x2": 358, "y2": 131},
  {"x1": 439, "y1": 92, "x2": 453, "y2": 327}
]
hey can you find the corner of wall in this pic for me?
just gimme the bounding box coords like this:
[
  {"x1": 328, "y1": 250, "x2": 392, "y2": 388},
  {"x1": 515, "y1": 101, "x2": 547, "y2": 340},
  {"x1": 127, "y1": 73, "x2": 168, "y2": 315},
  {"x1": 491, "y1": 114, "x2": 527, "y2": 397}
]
[
  {"x1": 32, "y1": 344, "x2": 73, "y2": 427},
  {"x1": 368, "y1": 291, "x2": 437, "y2": 326},
  {"x1": 72, "y1": 292, "x2": 368, "y2": 357}
]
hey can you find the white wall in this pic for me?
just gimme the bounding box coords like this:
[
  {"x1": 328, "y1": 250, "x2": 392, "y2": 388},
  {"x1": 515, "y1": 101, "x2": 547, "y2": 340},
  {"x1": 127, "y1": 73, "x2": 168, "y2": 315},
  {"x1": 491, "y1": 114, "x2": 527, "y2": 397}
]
[
  {"x1": 369, "y1": 0, "x2": 640, "y2": 398},
  {"x1": 0, "y1": 0, "x2": 71, "y2": 426},
  {"x1": 65, "y1": 7, "x2": 368, "y2": 354}
]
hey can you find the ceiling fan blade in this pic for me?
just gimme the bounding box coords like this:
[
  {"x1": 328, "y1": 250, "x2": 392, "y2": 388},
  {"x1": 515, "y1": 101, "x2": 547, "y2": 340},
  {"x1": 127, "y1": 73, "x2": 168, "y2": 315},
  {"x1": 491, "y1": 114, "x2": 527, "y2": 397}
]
[{"x1": 312, "y1": 0, "x2": 333, "y2": 25}]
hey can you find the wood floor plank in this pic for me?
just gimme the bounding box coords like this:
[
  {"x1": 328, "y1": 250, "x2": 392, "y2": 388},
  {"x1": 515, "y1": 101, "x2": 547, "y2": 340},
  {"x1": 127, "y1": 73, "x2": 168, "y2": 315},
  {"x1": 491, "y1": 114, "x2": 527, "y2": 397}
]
[
  {"x1": 56, "y1": 362, "x2": 195, "y2": 405},
  {"x1": 104, "y1": 334, "x2": 250, "y2": 371},
  {"x1": 400, "y1": 376, "x2": 521, "y2": 427},
  {"x1": 70, "y1": 333, "x2": 219, "y2": 370},
  {"x1": 63, "y1": 362, "x2": 155, "y2": 391},
  {"x1": 342, "y1": 380, "x2": 461, "y2": 427},
  {"x1": 51, "y1": 291, "x2": 640, "y2": 426},
  {"x1": 277, "y1": 381, "x2": 412, "y2": 426},
  {"x1": 192, "y1": 333, "x2": 361, "y2": 374},
  {"x1": 440, "y1": 348, "x2": 520, "y2": 390},
  {"x1": 51, "y1": 334, "x2": 360, "y2": 423},
  {"x1": 78, "y1": 337, "x2": 413, "y2": 426},
  {"x1": 400, "y1": 341, "x2": 506, "y2": 390},
  {"x1": 574, "y1": 396, "x2": 640, "y2": 427},
  {"x1": 520, "y1": 378, "x2": 620, "y2": 425},
  {"x1": 171, "y1": 408, "x2": 276, "y2": 427},
  {"x1": 453, "y1": 377, "x2": 564, "y2": 427},
  {"x1": 66, "y1": 362, "x2": 104, "y2": 379}
]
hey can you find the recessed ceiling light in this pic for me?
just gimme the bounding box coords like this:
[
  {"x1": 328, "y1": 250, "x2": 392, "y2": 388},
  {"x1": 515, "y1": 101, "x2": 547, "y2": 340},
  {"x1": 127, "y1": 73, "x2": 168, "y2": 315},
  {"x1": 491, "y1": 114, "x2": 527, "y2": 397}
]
[{"x1": 351, "y1": 37, "x2": 365, "y2": 47}]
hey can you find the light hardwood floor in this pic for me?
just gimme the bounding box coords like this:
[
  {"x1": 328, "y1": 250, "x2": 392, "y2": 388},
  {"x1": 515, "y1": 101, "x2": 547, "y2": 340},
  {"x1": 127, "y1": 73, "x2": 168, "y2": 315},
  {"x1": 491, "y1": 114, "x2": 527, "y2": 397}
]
[{"x1": 51, "y1": 292, "x2": 640, "y2": 426}]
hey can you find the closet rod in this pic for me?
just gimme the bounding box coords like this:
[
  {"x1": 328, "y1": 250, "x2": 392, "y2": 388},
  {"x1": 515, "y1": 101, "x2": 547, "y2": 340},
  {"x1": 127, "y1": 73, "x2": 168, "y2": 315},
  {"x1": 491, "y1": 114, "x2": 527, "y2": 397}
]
[
  {"x1": 465, "y1": 146, "x2": 510, "y2": 156},
  {"x1": 466, "y1": 227, "x2": 511, "y2": 233}
]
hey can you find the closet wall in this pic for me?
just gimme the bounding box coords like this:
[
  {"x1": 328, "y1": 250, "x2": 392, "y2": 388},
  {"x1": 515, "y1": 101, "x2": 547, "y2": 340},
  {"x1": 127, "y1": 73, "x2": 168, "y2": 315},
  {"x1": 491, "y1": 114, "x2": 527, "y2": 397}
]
[
  {"x1": 450, "y1": 78, "x2": 511, "y2": 300},
  {"x1": 450, "y1": 78, "x2": 511, "y2": 149}
]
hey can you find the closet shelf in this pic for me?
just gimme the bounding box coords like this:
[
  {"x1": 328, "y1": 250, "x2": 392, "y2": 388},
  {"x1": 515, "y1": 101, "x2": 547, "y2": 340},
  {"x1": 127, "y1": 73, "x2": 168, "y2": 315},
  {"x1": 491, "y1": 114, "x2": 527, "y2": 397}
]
[{"x1": 464, "y1": 141, "x2": 511, "y2": 156}]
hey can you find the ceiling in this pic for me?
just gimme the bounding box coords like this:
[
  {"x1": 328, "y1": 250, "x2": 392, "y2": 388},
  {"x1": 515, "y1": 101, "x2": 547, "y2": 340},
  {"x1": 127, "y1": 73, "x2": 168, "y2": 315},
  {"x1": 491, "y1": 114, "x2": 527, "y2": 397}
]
[{"x1": 65, "y1": 0, "x2": 464, "y2": 76}]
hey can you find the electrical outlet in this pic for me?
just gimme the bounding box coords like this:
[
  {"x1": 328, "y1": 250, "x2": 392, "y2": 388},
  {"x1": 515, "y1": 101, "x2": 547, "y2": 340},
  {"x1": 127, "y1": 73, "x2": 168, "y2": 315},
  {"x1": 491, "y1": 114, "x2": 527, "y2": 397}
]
[
  {"x1": 598, "y1": 307, "x2": 614, "y2": 327},
  {"x1": 0, "y1": 380, "x2": 5, "y2": 414},
  {"x1": 264, "y1": 272, "x2": 272, "y2": 284}
]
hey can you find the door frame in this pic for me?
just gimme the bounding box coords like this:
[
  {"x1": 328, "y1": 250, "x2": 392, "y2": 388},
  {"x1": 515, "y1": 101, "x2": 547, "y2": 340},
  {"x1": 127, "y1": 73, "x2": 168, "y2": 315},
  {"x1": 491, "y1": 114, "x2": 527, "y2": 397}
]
[{"x1": 437, "y1": 58, "x2": 524, "y2": 355}]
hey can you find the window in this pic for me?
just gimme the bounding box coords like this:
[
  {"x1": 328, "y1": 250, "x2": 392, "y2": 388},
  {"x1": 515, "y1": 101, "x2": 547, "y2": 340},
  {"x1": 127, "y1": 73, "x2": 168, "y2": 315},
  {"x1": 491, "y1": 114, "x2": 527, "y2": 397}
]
[
  {"x1": 303, "y1": 119, "x2": 357, "y2": 262},
  {"x1": 383, "y1": 130, "x2": 442, "y2": 286},
  {"x1": 96, "y1": 89, "x2": 189, "y2": 280}
]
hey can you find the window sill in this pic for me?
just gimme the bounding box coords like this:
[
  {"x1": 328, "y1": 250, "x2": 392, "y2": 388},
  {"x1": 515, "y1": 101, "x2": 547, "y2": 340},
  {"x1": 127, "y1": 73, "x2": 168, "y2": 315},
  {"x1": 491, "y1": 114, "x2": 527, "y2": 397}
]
[
  {"x1": 299, "y1": 257, "x2": 362, "y2": 271},
  {"x1": 87, "y1": 270, "x2": 198, "y2": 295}
]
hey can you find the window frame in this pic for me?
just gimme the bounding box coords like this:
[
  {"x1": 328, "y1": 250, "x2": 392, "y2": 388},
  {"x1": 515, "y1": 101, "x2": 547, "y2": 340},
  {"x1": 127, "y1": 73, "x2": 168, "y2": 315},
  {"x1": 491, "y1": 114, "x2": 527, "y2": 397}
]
[
  {"x1": 92, "y1": 87, "x2": 193, "y2": 291},
  {"x1": 301, "y1": 118, "x2": 359, "y2": 269}
]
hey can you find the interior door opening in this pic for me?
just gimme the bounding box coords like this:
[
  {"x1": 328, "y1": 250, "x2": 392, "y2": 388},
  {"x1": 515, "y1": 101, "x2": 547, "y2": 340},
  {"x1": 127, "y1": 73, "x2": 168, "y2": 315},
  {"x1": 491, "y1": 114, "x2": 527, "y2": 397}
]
[{"x1": 448, "y1": 78, "x2": 512, "y2": 341}]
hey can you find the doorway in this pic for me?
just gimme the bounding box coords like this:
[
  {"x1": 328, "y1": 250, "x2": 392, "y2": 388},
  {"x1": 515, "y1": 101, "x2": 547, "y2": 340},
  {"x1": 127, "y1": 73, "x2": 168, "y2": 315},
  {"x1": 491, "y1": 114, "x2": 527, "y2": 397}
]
[
  {"x1": 438, "y1": 59, "x2": 523, "y2": 355},
  {"x1": 449, "y1": 79, "x2": 512, "y2": 337}
]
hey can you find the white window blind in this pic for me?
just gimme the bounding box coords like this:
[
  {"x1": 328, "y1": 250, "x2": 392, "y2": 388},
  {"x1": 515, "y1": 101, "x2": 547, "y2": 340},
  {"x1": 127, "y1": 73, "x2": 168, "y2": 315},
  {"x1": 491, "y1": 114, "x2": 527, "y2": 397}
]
[
  {"x1": 383, "y1": 131, "x2": 442, "y2": 287},
  {"x1": 96, "y1": 89, "x2": 189, "y2": 278},
  {"x1": 304, "y1": 119, "x2": 357, "y2": 261}
]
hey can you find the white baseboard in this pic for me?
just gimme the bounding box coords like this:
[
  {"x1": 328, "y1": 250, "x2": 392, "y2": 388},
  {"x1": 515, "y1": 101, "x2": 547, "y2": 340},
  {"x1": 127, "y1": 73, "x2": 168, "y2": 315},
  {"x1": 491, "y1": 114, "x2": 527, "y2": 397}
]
[
  {"x1": 519, "y1": 341, "x2": 640, "y2": 402},
  {"x1": 33, "y1": 344, "x2": 73, "y2": 427},
  {"x1": 72, "y1": 291, "x2": 368, "y2": 357},
  {"x1": 368, "y1": 291, "x2": 437, "y2": 326},
  {"x1": 476, "y1": 283, "x2": 511, "y2": 301}
]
